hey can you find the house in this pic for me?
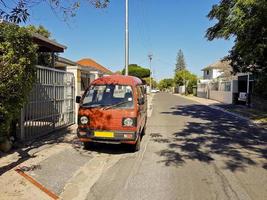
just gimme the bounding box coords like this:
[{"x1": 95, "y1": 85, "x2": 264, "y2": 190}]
[
  {"x1": 56, "y1": 57, "x2": 112, "y2": 95},
  {"x1": 197, "y1": 60, "x2": 238, "y2": 104},
  {"x1": 201, "y1": 60, "x2": 232, "y2": 81},
  {"x1": 55, "y1": 57, "x2": 113, "y2": 123},
  {"x1": 77, "y1": 58, "x2": 113, "y2": 76}
]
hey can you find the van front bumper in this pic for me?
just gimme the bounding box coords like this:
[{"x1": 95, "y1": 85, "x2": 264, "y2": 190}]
[{"x1": 77, "y1": 128, "x2": 137, "y2": 143}]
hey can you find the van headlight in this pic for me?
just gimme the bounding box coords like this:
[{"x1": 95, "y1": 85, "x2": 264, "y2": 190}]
[
  {"x1": 122, "y1": 118, "x2": 136, "y2": 127},
  {"x1": 80, "y1": 116, "x2": 89, "y2": 125}
]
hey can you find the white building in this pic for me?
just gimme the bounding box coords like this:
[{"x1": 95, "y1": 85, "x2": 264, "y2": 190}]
[
  {"x1": 197, "y1": 60, "x2": 238, "y2": 104},
  {"x1": 201, "y1": 60, "x2": 232, "y2": 81}
]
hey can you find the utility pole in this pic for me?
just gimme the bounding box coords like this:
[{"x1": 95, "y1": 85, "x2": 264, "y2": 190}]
[
  {"x1": 125, "y1": 0, "x2": 129, "y2": 76},
  {"x1": 148, "y1": 54, "x2": 153, "y2": 91}
]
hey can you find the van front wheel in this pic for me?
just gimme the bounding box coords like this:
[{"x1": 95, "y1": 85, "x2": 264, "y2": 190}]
[
  {"x1": 83, "y1": 142, "x2": 95, "y2": 150},
  {"x1": 130, "y1": 136, "x2": 140, "y2": 152}
]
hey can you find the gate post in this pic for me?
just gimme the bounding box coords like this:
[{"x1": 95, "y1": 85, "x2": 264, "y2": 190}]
[{"x1": 53, "y1": 70, "x2": 56, "y2": 129}]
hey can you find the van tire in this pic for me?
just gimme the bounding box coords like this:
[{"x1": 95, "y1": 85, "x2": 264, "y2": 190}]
[
  {"x1": 130, "y1": 136, "x2": 140, "y2": 152},
  {"x1": 142, "y1": 117, "x2": 147, "y2": 136},
  {"x1": 84, "y1": 142, "x2": 94, "y2": 150},
  {"x1": 141, "y1": 125, "x2": 146, "y2": 136}
]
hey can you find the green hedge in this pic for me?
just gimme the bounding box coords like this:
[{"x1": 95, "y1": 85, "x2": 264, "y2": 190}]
[{"x1": 0, "y1": 23, "x2": 37, "y2": 142}]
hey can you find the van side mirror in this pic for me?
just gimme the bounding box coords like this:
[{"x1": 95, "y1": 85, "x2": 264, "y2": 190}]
[
  {"x1": 138, "y1": 98, "x2": 145, "y2": 105},
  {"x1": 76, "y1": 96, "x2": 81, "y2": 103}
]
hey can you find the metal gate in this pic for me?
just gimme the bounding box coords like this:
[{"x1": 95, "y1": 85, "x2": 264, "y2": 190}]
[{"x1": 18, "y1": 66, "x2": 75, "y2": 141}]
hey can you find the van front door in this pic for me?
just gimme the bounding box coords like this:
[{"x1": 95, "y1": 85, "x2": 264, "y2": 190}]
[{"x1": 137, "y1": 85, "x2": 146, "y2": 133}]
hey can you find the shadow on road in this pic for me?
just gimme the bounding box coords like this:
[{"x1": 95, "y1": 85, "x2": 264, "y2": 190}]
[{"x1": 152, "y1": 104, "x2": 267, "y2": 172}]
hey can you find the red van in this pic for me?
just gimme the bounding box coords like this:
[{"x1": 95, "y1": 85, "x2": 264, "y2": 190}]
[{"x1": 76, "y1": 75, "x2": 147, "y2": 152}]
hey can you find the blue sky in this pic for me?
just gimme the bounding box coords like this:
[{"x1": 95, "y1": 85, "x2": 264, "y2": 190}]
[{"x1": 26, "y1": 0, "x2": 234, "y2": 80}]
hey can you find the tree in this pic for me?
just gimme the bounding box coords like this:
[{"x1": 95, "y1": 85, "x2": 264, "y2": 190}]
[
  {"x1": 27, "y1": 25, "x2": 53, "y2": 67},
  {"x1": 0, "y1": 0, "x2": 110, "y2": 23},
  {"x1": 158, "y1": 78, "x2": 174, "y2": 90},
  {"x1": 143, "y1": 77, "x2": 157, "y2": 89},
  {"x1": 206, "y1": 0, "x2": 267, "y2": 74},
  {"x1": 174, "y1": 70, "x2": 197, "y2": 94},
  {"x1": 121, "y1": 64, "x2": 150, "y2": 79},
  {"x1": 27, "y1": 25, "x2": 51, "y2": 38},
  {"x1": 175, "y1": 49, "x2": 186, "y2": 73},
  {"x1": 0, "y1": 23, "x2": 37, "y2": 148}
]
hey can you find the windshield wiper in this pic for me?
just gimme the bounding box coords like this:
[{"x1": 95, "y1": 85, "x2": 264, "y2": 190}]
[
  {"x1": 103, "y1": 101, "x2": 131, "y2": 110},
  {"x1": 80, "y1": 103, "x2": 106, "y2": 108}
]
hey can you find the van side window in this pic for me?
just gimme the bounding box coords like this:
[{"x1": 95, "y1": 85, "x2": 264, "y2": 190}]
[
  {"x1": 137, "y1": 86, "x2": 144, "y2": 99},
  {"x1": 140, "y1": 85, "x2": 146, "y2": 96}
]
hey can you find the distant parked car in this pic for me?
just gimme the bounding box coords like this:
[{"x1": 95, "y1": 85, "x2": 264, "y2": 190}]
[{"x1": 151, "y1": 89, "x2": 160, "y2": 93}]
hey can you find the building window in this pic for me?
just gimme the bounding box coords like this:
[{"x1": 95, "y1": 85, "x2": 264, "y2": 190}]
[{"x1": 206, "y1": 70, "x2": 209, "y2": 75}]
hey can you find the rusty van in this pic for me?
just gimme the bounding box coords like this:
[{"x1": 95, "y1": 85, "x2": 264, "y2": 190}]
[{"x1": 76, "y1": 75, "x2": 147, "y2": 152}]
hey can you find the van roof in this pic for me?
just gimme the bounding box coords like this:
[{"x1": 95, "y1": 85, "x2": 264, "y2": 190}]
[{"x1": 92, "y1": 75, "x2": 143, "y2": 86}]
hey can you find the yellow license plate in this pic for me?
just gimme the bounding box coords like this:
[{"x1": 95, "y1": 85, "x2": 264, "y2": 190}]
[{"x1": 94, "y1": 131, "x2": 114, "y2": 138}]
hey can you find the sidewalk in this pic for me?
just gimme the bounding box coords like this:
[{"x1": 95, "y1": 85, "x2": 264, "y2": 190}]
[
  {"x1": 0, "y1": 125, "x2": 79, "y2": 200},
  {"x1": 174, "y1": 94, "x2": 222, "y2": 107},
  {"x1": 174, "y1": 94, "x2": 267, "y2": 129},
  {"x1": 0, "y1": 95, "x2": 155, "y2": 200}
]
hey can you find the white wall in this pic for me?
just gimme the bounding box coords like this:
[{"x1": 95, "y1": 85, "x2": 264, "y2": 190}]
[
  {"x1": 210, "y1": 90, "x2": 232, "y2": 104},
  {"x1": 232, "y1": 80, "x2": 238, "y2": 93},
  {"x1": 66, "y1": 66, "x2": 80, "y2": 124},
  {"x1": 203, "y1": 69, "x2": 223, "y2": 80},
  {"x1": 212, "y1": 69, "x2": 223, "y2": 79},
  {"x1": 179, "y1": 86, "x2": 185, "y2": 94}
]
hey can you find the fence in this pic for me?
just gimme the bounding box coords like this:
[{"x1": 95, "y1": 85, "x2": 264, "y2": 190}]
[
  {"x1": 197, "y1": 80, "x2": 234, "y2": 104},
  {"x1": 197, "y1": 83, "x2": 208, "y2": 98},
  {"x1": 219, "y1": 81, "x2": 231, "y2": 92},
  {"x1": 209, "y1": 81, "x2": 231, "y2": 92},
  {"x1": 18, "y1": 66, "x2": 75, "y2": 141}
]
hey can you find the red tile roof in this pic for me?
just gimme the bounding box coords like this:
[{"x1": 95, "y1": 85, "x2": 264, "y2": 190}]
[
  {"x1": 77, "y1": 58, "x2": 112, "y2": 74},
  {"x1": 92, "y1": 75, "x2": 142, "y2": 86}
]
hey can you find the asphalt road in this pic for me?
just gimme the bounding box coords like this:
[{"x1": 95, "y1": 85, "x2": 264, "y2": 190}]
[
  {"x1": 62, "y1": 93, "x2": 267, "y2": 200},
  {"x1": 4, "y1": 93, "x2": 266, "y2": 200}
]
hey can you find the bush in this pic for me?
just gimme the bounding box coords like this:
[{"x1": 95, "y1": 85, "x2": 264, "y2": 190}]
[
  {"x1": 254, "y1": 75, "x2": 267, "y2": 99},
  {"x1": 174, "y1": 70, "x2": 197, "y2": 94},
  {"x1": 158, "y1": 78, "x2": 174, "y2": 90},
  {"x1": 0, "y1": 23, "x2": 37, "y2": 143}
]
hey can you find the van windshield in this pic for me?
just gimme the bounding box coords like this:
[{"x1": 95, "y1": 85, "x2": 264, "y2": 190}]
[{"x1": 82, "y1": 85, "x2": 134, "y2": 109}]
